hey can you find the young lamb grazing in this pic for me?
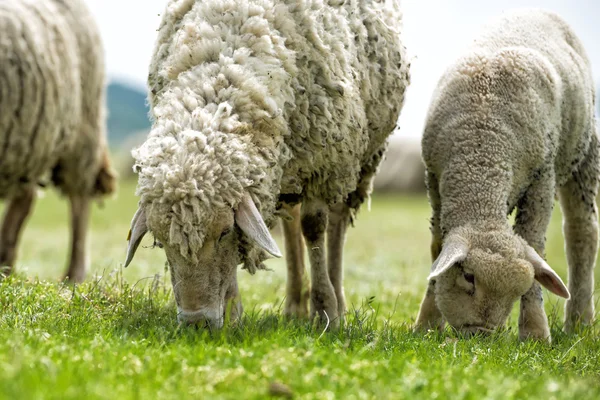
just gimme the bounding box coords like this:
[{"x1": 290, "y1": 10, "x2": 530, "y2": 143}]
[
  {"x1": 125, "y1": 0, "x2": 410, "y2": 329},
  {"x1": 415, "y1": 9, "x2": 598, "y2": 342},
  {"x1": 0, "y1": 0, "x2": 116, "y2": 282}
]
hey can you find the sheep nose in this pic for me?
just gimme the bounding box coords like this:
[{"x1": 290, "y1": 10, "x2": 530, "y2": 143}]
[{"x1": 177, "y1": 308, "x2": 223, "y2": 328}]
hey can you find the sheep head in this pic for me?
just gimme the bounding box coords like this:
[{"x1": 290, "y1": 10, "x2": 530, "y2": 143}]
[
  {"x1": 124, "y1": 192, "x2": 281, "y2": 328},
  {"x1": 428, "y1": 227, "x2": 569, "y2": 334}
]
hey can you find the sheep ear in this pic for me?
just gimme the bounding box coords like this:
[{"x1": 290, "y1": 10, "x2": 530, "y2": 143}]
[
  {"x1": 124, "y1": 207, "x2": 148, "y2": 268},
  {"x1": 525, "y1": 246, "x2": 570, "y2": 299},
  {"x1": 235, "y1": 193, "x2": 282, "y2": 258},
  {"x1": 428, "y1": 237, "x2": 469, "y2": 280}
]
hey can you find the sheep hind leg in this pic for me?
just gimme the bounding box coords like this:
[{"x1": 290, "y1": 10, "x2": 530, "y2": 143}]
[
  {"x1": 63, "y1": 195, "x2": 90, "y2": 283},
  {"x1": 415, "y1": 171, "x2": 445, "y2": 332},
  {"x1": 282, "y1": 203, "x2": 309, "y2": 318},
  {"x1": 514, "y1": 172, "x2": 555, "y2": 342},
  {"x1": 559, "y1": 135, "x2": 599, "y2": 333},
  {"x1": 301, "y1": 200, "x2": 339, "y2": 329},
  {"x1": 0, "y1": 187, "x2": 36, "y2": 277},
  {"x1": 327, "y1": 201, "x2": 350, "y2": 320}
]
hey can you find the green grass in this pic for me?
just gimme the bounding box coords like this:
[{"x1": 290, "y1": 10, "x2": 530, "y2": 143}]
[{"x1": 1, "y1": 180, "x2": 599, "y2": 399}]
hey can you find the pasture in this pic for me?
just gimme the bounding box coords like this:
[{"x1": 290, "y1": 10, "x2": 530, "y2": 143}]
[{"x1": 1, "y1": 179, "x2": 599, "y2": 399}]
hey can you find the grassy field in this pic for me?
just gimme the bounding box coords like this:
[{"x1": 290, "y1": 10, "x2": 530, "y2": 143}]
[{"x1": 1, "y1": 179, "x2": 599, "y2": 399}]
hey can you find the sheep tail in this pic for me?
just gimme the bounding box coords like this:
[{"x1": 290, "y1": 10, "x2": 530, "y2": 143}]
[{"x1": 93, "y1": 148, "x2": 117, "y2": 196}]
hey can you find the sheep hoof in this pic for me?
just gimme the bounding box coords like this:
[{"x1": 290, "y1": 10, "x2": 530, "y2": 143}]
[
  {"x1": 412, "y1": 321, "x2": 445, "y2": 334},
  {"x1": 310, "y1": 305, "x2": 340, "y2": 331},
  {"x1": 564, "y1": 301, "x2": 595, "y2": 334},
  {"x1": 63, "y1": 265, "x2": 87, "y2": 284},
  {"x1": 311, "y1": 309, "x2": 340, "y2": 331},
  {"x1": 519, "y1": 326, "x2": 551, "y2": 343},
  {"x1": 284, "y1": 298, "x2": 309, "y2": 319},
  {"x1": 309, "y1": 283, "x2": 340, "y2": 330},
  {"x1": 563, "y1": 314, "x2": 594, "y2": 335}
]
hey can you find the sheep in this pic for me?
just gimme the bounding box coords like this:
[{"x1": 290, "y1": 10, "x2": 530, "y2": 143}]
[
  {"x1": 414, "y1": 9, "x2": 598, "y2": 342},
  {"x1": 0, "y1": 0, "x2": 116, "y2": 282},
  {"x1": 125, "y1": 0, "x2": 410, "y2": 328}
]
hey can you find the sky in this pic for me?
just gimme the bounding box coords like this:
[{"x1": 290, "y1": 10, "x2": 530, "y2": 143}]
[{"x1": 84, "y1": 0, "x2": 600, "y2": 138}]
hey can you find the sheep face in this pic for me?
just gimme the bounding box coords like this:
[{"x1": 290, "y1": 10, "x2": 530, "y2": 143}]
[
  {"x1": 157, "y1": 208, "x2": 242, "y2": 328},
  {"x1": 124, "y1": 193, "x2": 281, "y2": 328},
  {"x1": 429, "y1": 229, "x2": 569, "y2": 335}
]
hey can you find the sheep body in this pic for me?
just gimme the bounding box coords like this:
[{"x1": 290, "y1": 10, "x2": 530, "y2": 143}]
[
  {"x1": 417, "y1": 9, "x2": 598, "y2": 341},
  {"x1": 0, "y1": 0, "x2": 115, "y2": 280},
  {"x1": 423, "y1": 9, "x2": 595, "y2": 222},
  {"x1": 140, "y1": 0, "x2": 409, "y2": 244},
  {"x1": 130, "y1": 0, "x2": 410, "y2": 326}
]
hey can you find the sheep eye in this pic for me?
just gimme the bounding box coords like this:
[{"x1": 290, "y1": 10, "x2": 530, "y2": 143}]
[
  {"x1": 464, "y1": 272, "x2": 475, "y2": 284},
  {"x1": 218, "y1": 227, "x2": 232, "y2": 242}
]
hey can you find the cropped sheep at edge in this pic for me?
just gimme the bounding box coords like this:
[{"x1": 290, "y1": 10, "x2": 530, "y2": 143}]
[{"x1": 0, "y1": 0, "x2": 116, "y2": 281}]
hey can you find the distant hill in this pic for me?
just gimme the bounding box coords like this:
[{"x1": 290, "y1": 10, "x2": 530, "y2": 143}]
[{"x1": 106, "y1": 82, "x2": 151, "y2": 147}]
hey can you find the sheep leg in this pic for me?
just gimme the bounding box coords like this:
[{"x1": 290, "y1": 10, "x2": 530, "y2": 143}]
[
  {"x1": 0, "y1": 187, "x2": 36, "y2": 277},
  {"x1": 224, "y1": 273, "x2": 243, "y2": 324},
  {"x1": 282, "y1": 203, "x2": 309, "y2": 318},
  {"x1": 327, "y1": 201, "x2": 350, "y2": 319},
  {"x1": 415, "y1": 172, "x2": 445, "y2": 331},
  {"x1": 514, "y1": 173, "x2": 555, "y2": 342},
  {"x1": 558, "y1": 135, "x2": 599, "y2": 333},
  {"x1": 63, "y1": 195, "x2": 90, "y2": 283},
  {"x1": 301, "y1": 200, "x2": 339, "y2": 329}
]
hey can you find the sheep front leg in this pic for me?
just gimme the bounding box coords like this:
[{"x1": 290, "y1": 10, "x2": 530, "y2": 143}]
[
  {"x1": 327, "y1": 202, "x2": 350, "y2": 319},
  {"x1": 63, "y1": 195, "x2": 90, "y2": 283},
  {"x1": 559, "y1": 136, "x2": 599, "y2": 333},
  {"x1": 415, "y1": 172, "x2": 445, "y2": 331},
  {"x1": 282, "y1": 203, "x2": 309, "y2": 318},
  {"x1": 0, "y1": 187, "x2": 36, "y2": 277},
  {"x1": 514, "y1": 173, "x2": 555, "y2": 342},
  {"x1": 301, "y1": 200, "x2": 339, "y2": 329}
]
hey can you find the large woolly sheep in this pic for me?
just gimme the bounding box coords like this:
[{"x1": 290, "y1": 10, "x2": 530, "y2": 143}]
[
  {"x1": 125, "y1": 0, "x2": 410, "y2": 328},
  {"x1": 415, "y1": 9, "x2": 598, "y2": 342},
  {"x1": 0, "y1": 0, "x2": 116, "y2": 282}
]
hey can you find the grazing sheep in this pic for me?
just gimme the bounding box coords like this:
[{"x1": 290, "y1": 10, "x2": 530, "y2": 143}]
[
  {"x1": 415, "y1": 9, "x2": 598, "y2": 342},
  {"x1": 125, "y1": 0, "x2": 410, "y2": 328},
  {"x1": 0, "y1": 0, "x2": 116, "y2": 282}
]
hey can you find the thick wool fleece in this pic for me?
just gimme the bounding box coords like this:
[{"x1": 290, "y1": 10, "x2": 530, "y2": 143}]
[
  {"x1": 422, "y1": 9, "x2": 597, "y2": 234},
  {"x1": 0, "y1": 0, "x2": 114, "y2": 197},
  {"x1": 135, "y1": 0, "x2": 410, "y2": 268}
]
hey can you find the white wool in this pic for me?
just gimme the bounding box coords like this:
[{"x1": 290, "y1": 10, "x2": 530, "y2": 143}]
[{"x1": 135, "y1": 0, "x2": 410, "y2": 264}]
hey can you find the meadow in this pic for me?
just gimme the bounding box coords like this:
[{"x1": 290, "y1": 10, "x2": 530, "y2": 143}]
[{"x1": 1, "y1": 179, "x2": 599, "y2": 399}]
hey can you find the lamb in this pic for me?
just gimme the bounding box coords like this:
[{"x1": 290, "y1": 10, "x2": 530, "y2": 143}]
[
  {"x1": 125, "y1": 0, "x2": 410, "y2": 328},
  {"x1": 415, "y1": 9, "x2": 598, "y2": 342},
  {"x1": 0, "y1": 0, "x2": 116, "y2": 282}
]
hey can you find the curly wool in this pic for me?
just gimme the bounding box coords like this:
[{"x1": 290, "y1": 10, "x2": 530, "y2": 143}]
[
  {"x1": 422, "y1": 8, "x2": 597, "y2": 233},
  {"x1": 0, "y1": 0, "x2": 114, "y2": 198},
  {"x1": 135, "y1": 0, "x2": 410, "y2": 266}
]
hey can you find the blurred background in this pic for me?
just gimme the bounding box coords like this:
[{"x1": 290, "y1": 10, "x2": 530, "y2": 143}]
[{"x1": 85, "y1": 0, "x2": 600, "y2": 192}]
